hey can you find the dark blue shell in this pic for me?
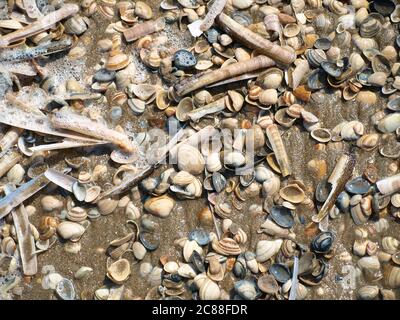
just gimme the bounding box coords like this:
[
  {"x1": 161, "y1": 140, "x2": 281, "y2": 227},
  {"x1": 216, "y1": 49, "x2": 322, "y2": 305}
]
[
  {"x1": 139, "y1": 231, "x2": 160, "y2": 251},
  {"x1": 345, "y1": 177, "x2": 371, "y2": 195},
  {"x1": 269, "y1": 206, "x2": 294, "y2": 228},
  {"x1": 269, "y1": 263, "x2": 291, "y2": 283},
  {"x1": 188, "y1": 228, "x2": 211, "y2": 246},
  {"x1": 206, "y1": 28, "x2": 220, "y2": 44},
  {"x1": 93, "y1": 68, "x2": 116, "y2": 82},
  {"x1": 311, "y1": 231, "x2": 335, "y2": 253},
  {"x1": 174, "y1": 50, "x2": 197, "y2": 70}
]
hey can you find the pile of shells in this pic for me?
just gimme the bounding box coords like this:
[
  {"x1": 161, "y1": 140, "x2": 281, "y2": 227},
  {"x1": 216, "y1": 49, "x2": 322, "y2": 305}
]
[{"x1": 1, "y1": 0, "x2": 400, "y2": 302}]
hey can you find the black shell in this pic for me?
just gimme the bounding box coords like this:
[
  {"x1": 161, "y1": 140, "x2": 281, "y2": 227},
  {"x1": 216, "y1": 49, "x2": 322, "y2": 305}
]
[
  {"x1": 269, "y1": 263, "x2": 291, "y2": 283},
  {"x1": 174, "y1": 50, "x2": 197, "y2": 70},
  {"x1": 311, "y1": 231, "x2": 335, "y2": 253},
  {"x1": 270, "y1": 206, "x2": 294, "y2": 228}
]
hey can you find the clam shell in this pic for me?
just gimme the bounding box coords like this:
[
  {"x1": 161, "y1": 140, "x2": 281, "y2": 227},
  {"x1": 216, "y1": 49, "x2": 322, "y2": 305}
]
[
  {"x1": 199, "y1": 278, "x2": 220, "y2": 300},
  {"x1": 144, "y1": 195, "x2": 175, "y2": 218},
  {"x1": 66, "y1": 207, "x2": 87, "y2": 222},
  {"x1": 255, "y1": 239, "x2": 283, "y2": 262},
  {"x1": 177, "y1": 144, "x2": 205, "y2": 175},
  {"x1": 358, "y1": 285, "x2": 379, "y2": 300},
  {"x1": 107, "y1": 258, "x2": 131, "y2": 284},
  {"x1": 183, "y1": 240, "x2": 203, "y2": 262},
  {"x1": 212, "y1": 238, "x2": 242, "y2": 256},
  {"x1": 57, "y1": 221, "x2": 85, "y2": 241},
  {"x1": 279, "y1": 184, "x2": 305, "y2": 204},
  {"x1": 384, "y1": 265, "x2": 400, "y2": 288},
  {"x1": 97, "y1": 198, "x2": 118, "y2": 215}
]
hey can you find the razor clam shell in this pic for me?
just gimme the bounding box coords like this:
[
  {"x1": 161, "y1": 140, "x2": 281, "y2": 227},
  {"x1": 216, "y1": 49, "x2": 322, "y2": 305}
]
[
  {"x1": 3, "y1": 185, "x2": 37, "y2": 276},
  {"x1": 44, "y1": 168, "x2": 77, "y2": 193},
  {"x1": 187, "y1": 97, "x2": 226, "y2": 122},
  {"x1": 0, "y1": 173, "x2": 51, "y2": 219}
]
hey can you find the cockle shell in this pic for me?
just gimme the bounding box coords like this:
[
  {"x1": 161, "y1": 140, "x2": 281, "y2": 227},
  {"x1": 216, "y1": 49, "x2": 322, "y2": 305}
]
[{"x1": 255, "y1": 239, "x2": 283, "y2": 262}]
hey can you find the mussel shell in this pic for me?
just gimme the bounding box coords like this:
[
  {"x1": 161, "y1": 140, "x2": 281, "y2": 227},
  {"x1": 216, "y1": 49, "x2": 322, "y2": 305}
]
[
  {"x1": 233, "y1": 256, "x2": 247, "y2": 279},
  {"x1": 336, "y1": 191, "x2": 350, "y2": 212},
  {"x1": 269, "y1": 206, "x2": 294, "y2": 228},
  {"x1": 189, "y1": 250, "x2": 205, "y2": 273},
  {"x1": 269, "y1": 263, "x2": 291, "y2": 283},
  {"x1": 308, "y1": 69, "x2": 327, "y2": 91},
  {"x1": 371, "y1": 0, "x2": 395, "y2": 16},
  {"x1": 188, "y1": 228, "x2": 211, "y2": 246},
  {"x1": 345, "y1": 177, "x2": 371, "y2": 195},
  {"x1": 55, "y1": 278, "x2": 75, "y2": 300},
  {"x1": 314, "y1": 38, "x2": 332, "y2": 51},
  {"x1": 311, "y1": 231, "x2": 335, "y2": 253},
  {"x1": 139, "y1": 231, "x2": 160, "y2": 251},
  {"x1": 212, "y1": 172, "x2": 227, "y2": 193}
]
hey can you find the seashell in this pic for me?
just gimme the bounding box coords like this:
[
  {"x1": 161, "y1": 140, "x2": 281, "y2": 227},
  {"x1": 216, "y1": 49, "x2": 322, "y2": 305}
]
[
  {"x1": 356, "y1": 134, "x2": 379, "y2": 151},
  {"x1": 183, "y1": 240, "x2": 203, "y2": 262},
  {"x1": 269, "y1": 263, "x2": 291, "y2": 284},
  {"x1": 353, "y1": 239, "x2": 368, "y2": 256},
  {"x1": 178, "y1": 263, "x2": 197, "y2": 278},
  {"x1": 279, "y1": 184, "x2": 305, "y2": 204},
  {"x1": 311, "y1": 128, "x2": 331, "y2": 143},
  {"x1": 206, "y1": 153, "x2": 222, "y2": 173},
  {"x1": 382, "y1": 236, "x2": 399, "y2": 254},
  {"x1": 207, "y1": 256, "x2": 224, "y2": 281},
  {"x1": 368, "y1": 72, "x2": 387, "y2": 86},
  {"x1": 66, "y1": 207, "x2": 87, "y2": 222},
  {"x1": 7, "y1": 164, "x2": 25, "y2": 184},
  {"x1": 377, "y1": 113, "x2": 400, "y2": 133},
  {"x1": 274, "y1": 108, "x2": 296, "y2": 128},
  {"x1": 234, "y1": 280, "x2": 259, "y2": 300},
  {"x1": 259, "y1": 89, "x2": 278, "y2": 105},
  {"x1": 57, "y1": 221, "x2": 85, "y2": 241},
  {"x1": 360, "y1": 16, "x2": 381, "y2": 38},
  {"x1": 262, "y1": 175, "x2": 281, "y2": 197},
  {"x1": 38, "y1": 216, "x2": 59, "y2": 240},
  {"x1": 144, "y1": 195, "x2": 175, "y2": 218},
  {"x1": 97, "y1": 198, "x2": 118, "y2": 215},
  {"x1": 107, "y1": 258, "x2": 131, "y2": 284},
  {"x1": 283, "y1": 23, "x2": 301, "y2": 38},
  {"x1": 356, "y1": 90, "x2": 377, "y2": 106},
  {"x1": 314, "y1": 14, "x2": 331, "y2": 32},
  {"x1": 85, "y1": 186, "x2": 101, "y2": 203},
  {"x1": 345, "y1": 177, "x2": 371, "y2": 195},
  {"x1": 357, "y1": 255, "x2": 380, "y2": 271},
  {"x1": 305, "y1": 49, "x2": 327, "y2": 68},
  {"x1": 64, "y1": 15, "x2": 88, "y2": 35},
  {"x1": 41, "y1": 196, "x2": 63, "y2": 212},
  {"x1": 352, "y1": 34, "x2": 378, "y2": 51},
  {"x1": 341, "y1": 120, "x2": 364, "y2": 140},
  {"x1": 199, "y1": 277, "x2": 221, "y2": 300},
  {"x1": 1, "y1": 237, "x2": 16, "y2": 255},
  {"x1": 155, "y1": 89, "x2": 170, "y2": 111},
  {"x1": 358, "y1": 285, "x2": 379, "y2": 300},
  {"x1": 176, "y1": 144, "x2": 205, "y2": 175},
  {"x1": 128, "y1": 98, "x2": 145, "y2": 115},
  {"x1": 135, "y1": 1, "x2": 153, "y2": 19},
  {"x1": 258, "y1": 68, "x2": 283, "y2": 90},
  {"x1": 212, "y1": 237, "x2": 242, "y2": 256},
  {"x1": 257, "y1": 274, "x2": 279, "y2": 294},
  {"x1": 311, "y1": 231, "x2": 335, "y2": 253},
  {"x1": 74, "y1": 266, "x2": 93, "y2": 280},
  {"x1": 269, "y1": 205, "x2": 295, "y2": 229},
  {"x1": 384, "y1": 265, "x2": 400, "y2": 288},
  {"x1": 175, "y1": 97, "x2": 194, "y2": 122},
  {"x1": 255, "y1": 166, "x2": 274, "y2": 183},
  {"x1": 227, "y1": 90, "x2": 244, "y2": 112},
  {"x1": 255, "y1": 239, "x2": 282, "y2": 262},
  {"x1": 372, "y1": 53, "x2": 391, "y2": 75},
  {"x1": 391, "y1": 5, "x2": 400, "y2": 22},
  {"x1": 132, "y1": 241, "x2": 147, "y2": 260},
  {"x1": 224, "y1": 151, "x2": 246, "y2": 169}
]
